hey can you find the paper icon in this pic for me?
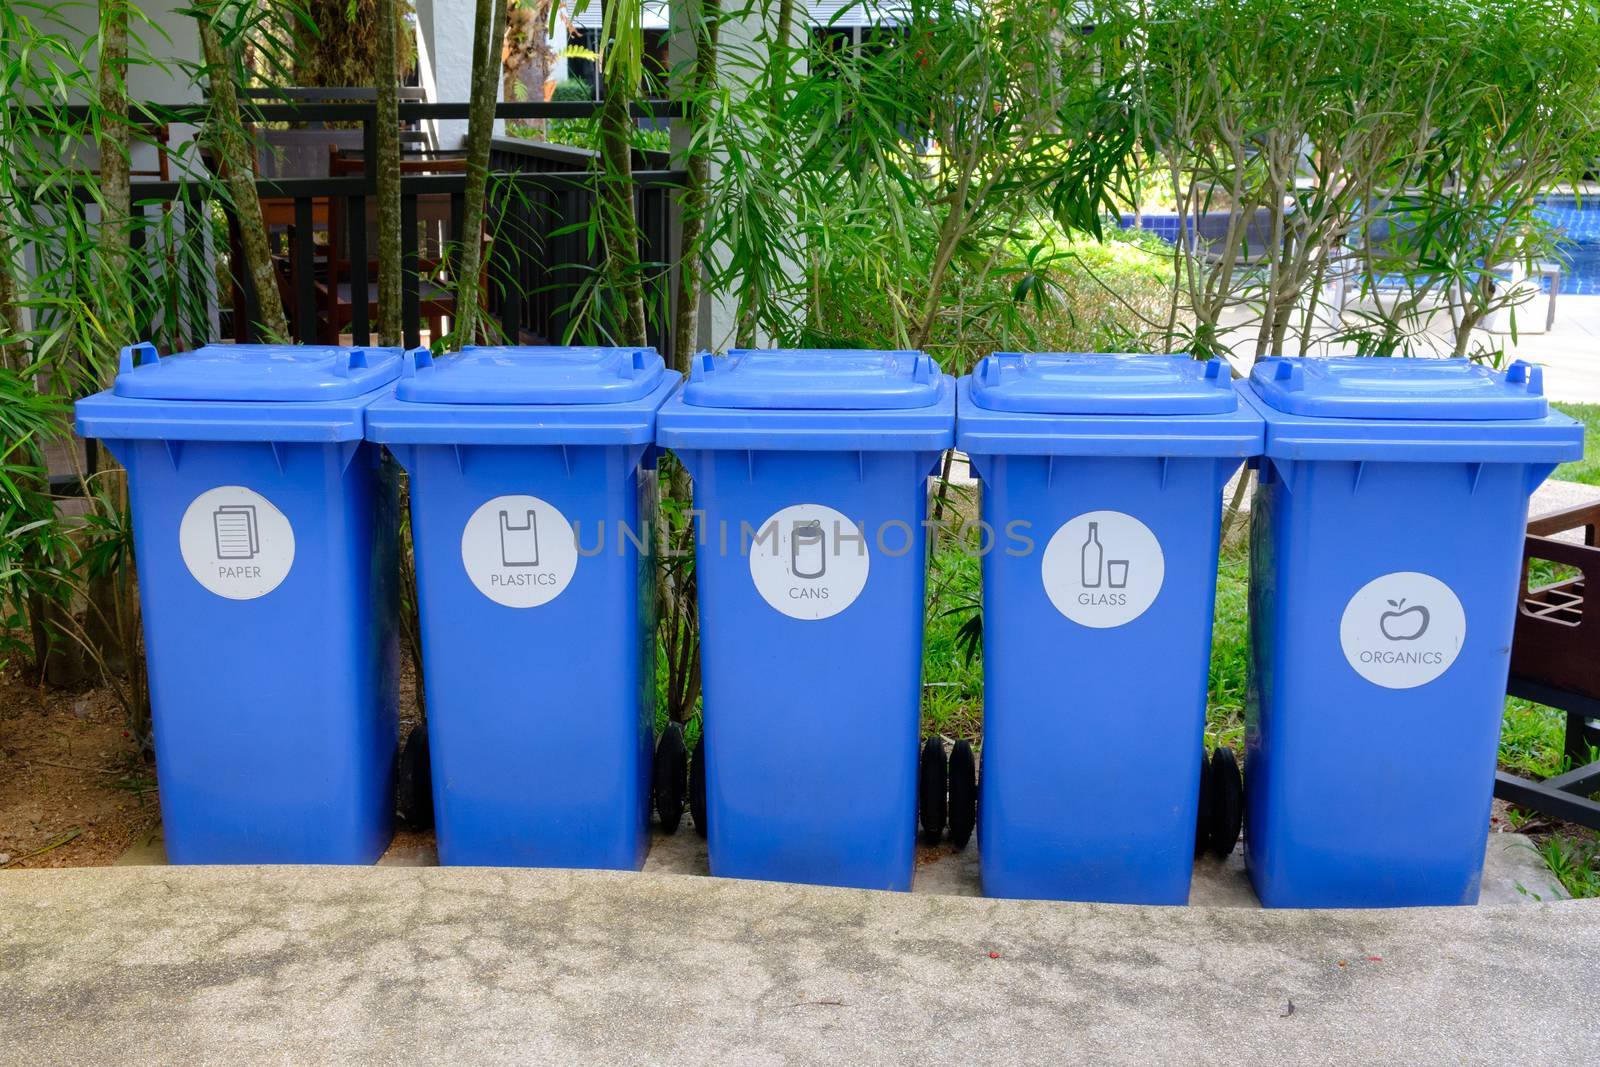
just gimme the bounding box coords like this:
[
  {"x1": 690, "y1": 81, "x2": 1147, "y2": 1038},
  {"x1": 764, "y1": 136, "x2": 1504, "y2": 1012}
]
[
  {"x1": 212, "y1": 505, "x2": 260, "y2": 560},
  {"x1": 499, "y1": 509, "x2": 540, "y2": 567}
]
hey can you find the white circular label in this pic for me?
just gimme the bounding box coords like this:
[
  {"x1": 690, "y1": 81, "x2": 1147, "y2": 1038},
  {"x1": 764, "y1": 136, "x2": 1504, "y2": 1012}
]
[
  {"x1": 179, "y1": 486, "x2": 295, "y2": 600},
  {"x1": 748, "y1": 503, "x2": 870, "y2": 621},
  {"x1": 461, "y1": 494, "x2": 578, "y2": 608},
  {"x1": 1340, "y1": 571, "x2": 1466, "y2": 689},
  {"x1": 1041, "y1": 510, "x2": 1165, "y2": 628}
]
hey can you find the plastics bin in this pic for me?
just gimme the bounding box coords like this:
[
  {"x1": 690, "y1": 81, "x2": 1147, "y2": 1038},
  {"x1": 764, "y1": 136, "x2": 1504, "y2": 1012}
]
[
  {"x1": 656, "y1": 349, "x2": 955, "y2": 890},
  {"x1": 365, "y1": 346, "x2": 680, "y2": 868},
  {"x1": 957, "y1": 352, "x2": 1263, "y2": 903},
  {"x1": 1240, "y1": 356, "x2": 1584, "y2": 907},
  {"x1": 74, "y1": 342, "x2": 403, "y2": 863}
]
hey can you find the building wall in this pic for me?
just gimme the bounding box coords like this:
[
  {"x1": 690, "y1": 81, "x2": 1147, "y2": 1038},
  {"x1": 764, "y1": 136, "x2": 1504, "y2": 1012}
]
[
  {"x1": 416, "y1": 0, "x2": 508, "y2": 147},
  {"x1": 53, "y1": 1, "x2": 205, "y2": 176}
]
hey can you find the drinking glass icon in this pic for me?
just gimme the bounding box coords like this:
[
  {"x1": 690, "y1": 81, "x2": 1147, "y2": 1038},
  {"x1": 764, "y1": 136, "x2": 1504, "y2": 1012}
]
[
  {"x1": 499, "y1": 509, "x2": 540, "y2": 567},
  {"x1": 1107, "y1": 560, "x2": 1130, "y2": 589},
  {"x1": 792, "y1": 520, "x2": 826, "y2": 579}
]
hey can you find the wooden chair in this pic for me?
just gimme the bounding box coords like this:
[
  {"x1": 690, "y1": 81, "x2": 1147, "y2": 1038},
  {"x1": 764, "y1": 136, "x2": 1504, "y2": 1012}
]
[{"x1": 316, "y1": 151, "x2": 485, "y2": 343}]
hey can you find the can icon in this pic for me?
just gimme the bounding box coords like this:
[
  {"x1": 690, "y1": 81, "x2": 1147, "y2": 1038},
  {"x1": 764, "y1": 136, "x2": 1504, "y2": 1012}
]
[{"x1": 792, "y1": 520, "x2": 826, "y2": 579}]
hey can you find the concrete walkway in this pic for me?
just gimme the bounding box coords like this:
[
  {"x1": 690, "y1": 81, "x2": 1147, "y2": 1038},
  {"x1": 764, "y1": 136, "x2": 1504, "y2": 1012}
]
[
  {"x1": 2, "y1": 864, "x2": 1595, "y2": 1065},
  {"x1": 1209, "y1": 293, "x2": 1600, "y2": 403}
]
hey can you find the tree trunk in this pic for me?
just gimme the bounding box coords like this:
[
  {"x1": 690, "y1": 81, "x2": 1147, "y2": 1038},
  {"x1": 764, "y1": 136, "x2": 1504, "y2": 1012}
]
[
  {"x1": 0, "y1": 231, "x2": 26, "y2": 372},
  {"x1": 97, "y1": 0, "x2": 132, "y2": 364},
  {"x1": 452, "y1": 0, "x2": 509, "y2": 349},
  {"x1": 374, "y1": 0, "x2": 403, "y2": 345},
  {"x1": 732, "y1": 0, "x2": 796, "y2": 349},
  {"x1": 598, "y1": 83, "x2": 647, "y2": 346},
  {"x1": 196, "y1": 14, "x2": 289, "y2": 341},
  {"x1": 671, "y1": 0, "x2": 719, "y2": 372},
  {"x1": 659, "y1": 0, "x2": 721, "y2": 723},
  {"x1": 503, "y1": 0, "x2": 555, "y2": 133},
  {"x1": 770, "y1": 0, "x2": 795, "y2": 108},
  {"x1": 89, "y1": 1, "x2": 138, "y2": 686}
]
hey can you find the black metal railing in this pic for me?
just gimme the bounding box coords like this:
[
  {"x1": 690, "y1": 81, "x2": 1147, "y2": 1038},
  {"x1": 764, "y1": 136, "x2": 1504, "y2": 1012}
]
[
  {"x1": 485, "y1": 138, "x2": 678, "y2": 356},
  {"x1": 47, "y1": 98, "x2": 686, "y2": 359}
]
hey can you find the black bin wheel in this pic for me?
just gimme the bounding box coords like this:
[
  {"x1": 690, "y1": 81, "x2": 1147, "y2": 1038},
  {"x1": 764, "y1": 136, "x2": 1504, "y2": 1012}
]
[
  {"x1": 397, "y1": 723, "x2": 434, "y2": 830},
  {"x1": 947, "y1": 740, "x2": 977, "y2": 851},
  {"x1": 918, "y1": 737, "x2": 948, "y2": 846},
  {"x1": 1194, "y1": 747, "x2": 1212, "y2": 857},
  {"x1": 689, "y1": 733, "x2": 707, "y2": 839},
  {"x1": 654, "y1": 722, "x2": 687, "y2": 835},
  {"x1": 1208, "y1": 745, "x2": 1243, "y2": 860}
]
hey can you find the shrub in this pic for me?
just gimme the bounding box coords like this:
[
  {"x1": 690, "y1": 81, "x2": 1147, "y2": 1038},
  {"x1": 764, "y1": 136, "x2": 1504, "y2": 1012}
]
[{"x1": 550, "y1": 78, "x2": 594, "y2": 103}]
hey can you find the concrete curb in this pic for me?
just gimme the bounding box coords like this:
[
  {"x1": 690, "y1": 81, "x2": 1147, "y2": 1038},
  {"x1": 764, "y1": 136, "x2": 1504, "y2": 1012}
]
[{"x1": 2, "y1": 864, "x2": 1595, "y2": 1064}]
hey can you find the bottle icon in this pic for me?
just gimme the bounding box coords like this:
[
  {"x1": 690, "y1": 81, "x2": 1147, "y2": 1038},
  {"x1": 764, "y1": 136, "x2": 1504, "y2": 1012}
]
[
  {"x1": 792, "y1": 520, "x2": 826, "y2": 579},
  {"x1": 1081, "y1": 522, "x2": 1103, "y2": 588}
]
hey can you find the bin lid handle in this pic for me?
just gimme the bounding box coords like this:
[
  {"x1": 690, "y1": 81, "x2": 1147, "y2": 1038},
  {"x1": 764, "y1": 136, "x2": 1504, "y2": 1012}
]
[
  {"x1": 400, "y1": 346, "x2": 435, "y2": 379},
  {"x1": 330, "y1": 347, "x2": 383, "y2": 378},
  {"x1": 1505, "y1": 360, "x2": 1544, "y2": 395},
  {"x1": 118, "y1": 341, "x2": 161, "y2": 376}
]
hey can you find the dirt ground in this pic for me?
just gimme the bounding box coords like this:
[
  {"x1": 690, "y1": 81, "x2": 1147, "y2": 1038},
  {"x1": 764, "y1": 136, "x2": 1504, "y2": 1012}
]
[
  {"x1": 0, "y1": 652, "x2": 1586, "y2": 882},
  {"x1": 0, "y1": 671, "x2": 158, "y2": 869},
  {"x1": 0, "y1": 656, "x2": 424, "y2": 870}
]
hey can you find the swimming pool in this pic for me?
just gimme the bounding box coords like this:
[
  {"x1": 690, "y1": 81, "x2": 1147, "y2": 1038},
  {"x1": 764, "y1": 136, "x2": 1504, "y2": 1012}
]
[
  {"x1": 1121, "y1": 197, "x2": 1600, "y2": 295},
  {"x1": 1536, "y1": 195, "x2": 1600, "y2": 296}
]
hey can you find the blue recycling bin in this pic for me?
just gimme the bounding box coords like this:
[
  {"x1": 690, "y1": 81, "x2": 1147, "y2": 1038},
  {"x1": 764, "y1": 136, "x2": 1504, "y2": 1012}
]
[
  {"x1": 957, "y1": 353, "x2": 1263, "y2": 903},
  {"x1": 365, "y1": 346, "x2": 680, "y2": 869},
  {"x1": 656, "y1": 349, "x2": 955, "y2": 891},
  {"x1": 1240, "y1": 356, "x2": 1584, "y2": 907},
  {"x1": 74, "y1": 342, "x2": 402, "y2": 864}
]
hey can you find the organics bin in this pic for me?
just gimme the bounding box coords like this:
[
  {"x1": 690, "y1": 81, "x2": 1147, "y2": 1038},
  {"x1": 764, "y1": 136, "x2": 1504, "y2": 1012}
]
[
  {"x1": 1240, "y1": 356, "x2": 1584, "y2": 907},
  {"x1": 365, "y1": 346, "x2": 680, "y2": 868},
  {"x1": 74, "y1": 342, "x2": 403, "y2": 864},
  {"x1": 957, "y1": 352, "x2": 1263, "y2": 904},
  {"x1": 655, "y1": 349, "x2": 955, "y2": 891}
]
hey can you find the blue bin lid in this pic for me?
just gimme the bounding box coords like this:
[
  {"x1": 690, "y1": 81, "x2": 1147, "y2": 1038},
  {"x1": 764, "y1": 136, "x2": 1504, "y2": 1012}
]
[
  {"x1": 394, "y1": 345, "x2": 666, "y2": 405},
  {"x1": 1249, "y1": 356, "x2": 1550, "y2": 420},
  {"x1": 969, "y1": 352, "x2": 1237, "y2": 414},
  {"x1": 1239, "y1": 358, "x2": 1583, "y2": 465},
  {"x1": 657, "y1": 350, "x2": 954, "y2": 453},
  {"x1": 366, "y1": 347, "x2": 680, "y2": 447},
  {"x1": 111, "y1": 342, "x2": 402, "y2": 402},
  {"x1": 682, "y1": 349, "x2": 943, "y2": 410}
]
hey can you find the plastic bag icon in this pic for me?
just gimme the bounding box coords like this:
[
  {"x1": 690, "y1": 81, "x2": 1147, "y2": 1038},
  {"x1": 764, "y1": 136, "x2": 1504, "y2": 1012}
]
[{"x1": 499, "y1": 509, "x2": 540, "y2": 567}]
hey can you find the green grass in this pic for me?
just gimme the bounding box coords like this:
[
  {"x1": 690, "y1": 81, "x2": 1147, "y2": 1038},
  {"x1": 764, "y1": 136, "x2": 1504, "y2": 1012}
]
[
  {"x1": 1552, "y1": 403, "x2": 1600, "y2": 486},
  {"x1": 919, "y1": 537, "x2": 1584, "y2": 785},
  {"x1": 917, "y1": 540, "x2": 1251, "y2": 750},
  {"x1": 1536, "y1": 833, "x2": 1600, "y2": 899},
  {"x1": 1207, "y1": 547, "x2": 1250, "y2": 753},
  {"x1": 922, "y1": 546, "x2": 984, "y2": 745},
  {"x1": 921, "y1": 541, "x2": 1595, "y2": 897}
]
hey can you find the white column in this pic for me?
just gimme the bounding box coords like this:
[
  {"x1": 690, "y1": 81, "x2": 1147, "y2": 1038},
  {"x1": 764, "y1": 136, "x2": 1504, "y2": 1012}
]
[
  {"x1": 669, "y1": 0, "x2": 807, "y2": 353},
  {"x1": 417, "y1": 0, "x2": 505, "y2": 148}
]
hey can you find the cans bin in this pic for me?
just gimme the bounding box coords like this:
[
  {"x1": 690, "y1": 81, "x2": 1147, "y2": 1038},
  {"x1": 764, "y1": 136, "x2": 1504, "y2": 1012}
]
[
  {"x1": 74, "y1": 342, "x2": 403, "y2": 863},
  {"x1": 655, "y1": 349, "x2": 955, "y2": 890},
  {"x1": 365, "y1": 346, "x2": 680, "y2": 868},
  {"x1": 957, "y1": 352, "x2": 1263, "y2": 903},
  {"x1": 1240, "y1": 356, "x2": 1584, "y2": 907}
]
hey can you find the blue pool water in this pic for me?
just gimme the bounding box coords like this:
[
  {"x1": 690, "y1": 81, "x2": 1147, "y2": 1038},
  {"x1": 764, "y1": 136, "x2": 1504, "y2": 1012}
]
[
  {"x1": 1536, "y1": 196, "x2": 1600, "y2": 295},
  {"x1": 1120, "y1": 196, "x2": 1600, "y2": 295}
]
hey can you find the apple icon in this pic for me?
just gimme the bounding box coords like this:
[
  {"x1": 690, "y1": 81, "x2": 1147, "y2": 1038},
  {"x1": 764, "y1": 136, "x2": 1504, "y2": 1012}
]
[{"x1": 1379, "y1": 598, "x2": 1430, "y2": 641}]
